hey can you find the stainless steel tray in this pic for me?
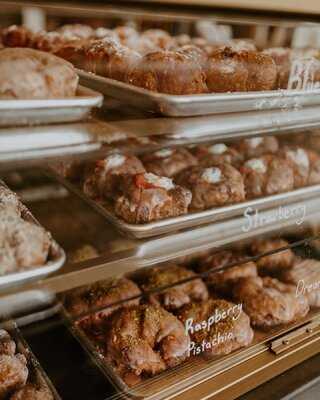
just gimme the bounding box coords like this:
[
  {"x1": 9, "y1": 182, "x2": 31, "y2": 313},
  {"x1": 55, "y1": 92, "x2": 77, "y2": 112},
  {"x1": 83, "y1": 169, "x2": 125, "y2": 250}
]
[
  {"x1": 78, "y1": 70, "x2": 320, "y2": 117},
  {"x1": 0, "y1": 182, "x2": 66, "y2": 289},
  {"x1": 0, "y1": 321, "x2": 61, "y2": 399},
  {"x1": 63, "y1": 306, "x2": 320, "y2": 400},
  {"x1": 0, "y1": 85, "x2": 103, "y2": 127},
  {"x1": 60, "y1": 247, "x2": 320, "y2": 400},
  {"x1": 55, "y1": 172, "x2": 320, "y2": 238}
]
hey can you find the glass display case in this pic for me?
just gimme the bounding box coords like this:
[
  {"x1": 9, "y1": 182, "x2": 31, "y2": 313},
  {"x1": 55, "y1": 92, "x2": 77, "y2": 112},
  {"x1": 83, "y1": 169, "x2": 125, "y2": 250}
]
[{"x1": 1, "y1": 2, "x2": 320, "y2": 400}]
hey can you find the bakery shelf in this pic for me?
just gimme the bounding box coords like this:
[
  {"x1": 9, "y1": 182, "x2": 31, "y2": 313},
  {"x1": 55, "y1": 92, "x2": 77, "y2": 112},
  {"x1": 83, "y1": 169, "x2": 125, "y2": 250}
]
[
  {"x1": 1, "y1": 1, "x2": 317, "y2": 23},
  {"x1": 2, "y1": 3, "x2": 320, "y2": 400},
  {"x1": 47, "y1": 129, "x2": 320, "y2": 239},
  {"x1": 122, "y1": 0, "x2": 320, "y2": 16},
  {"x1": 1, "y1": 196, "x2": 319, "y2": 303},
  {"x1": 2, "y1": 106, "x2": 320, "y2": 166}
]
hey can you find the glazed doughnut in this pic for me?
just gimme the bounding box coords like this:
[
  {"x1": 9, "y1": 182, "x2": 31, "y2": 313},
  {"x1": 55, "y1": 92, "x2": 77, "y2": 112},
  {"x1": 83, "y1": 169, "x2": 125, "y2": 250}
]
[
  {"x1": 206, "y1": 47, "x2": 277, "y2": 92},
  {"x1": 238, "y1": 136, "x2": 279, "y2": 159},
  {"x1": 263, "y1": 48, "x2": 292, "y2": 89},
  {"x1": 206, "y1": 47, "x2": 249, "y2": 92},
  {"x1": 114, "y1": 172, "x2": 192, "y2": 223},
  {"x1": 128, "y1": 50, "x2": 208, "y2": 94},
  {"x1": 83, "y1": 153, "x2": 145, "y2": 200},
  {"x1": 177, "y1": 44, "x2": 208, "y2": 68},
  {"x1": 233, "y1": 277, "x2": 309, "y2": 329},
  {"x1": 176, "y1": 164, "x2": 245, "y2": 210},
  {"x1": 250, "y1": 239, "x2": 295, "y2": 275},
  {"x1": 193, "y1": 143, "x2": 243, "y2": 167},
  {"x1": 137, "y1": 264, "x2": 209, "y2": 311},
  {"x1": 194, "y1": 250, "x2": 258, "y2": 294},
  {"x1": 241, "y1": 155, "x2": 295, "y2": 198},
  {"x1": 141, "y1": 148, "x2": 198, "y2": 177},
  {"x1": 279, "y1": 146, "x2": 311, "y2": 188},
  {"x1": 84, "y1": 38, "x2": 141, "y2": 81},
  {"x1": 238, "y1": 49, "x2": 277, "y2": 91}
]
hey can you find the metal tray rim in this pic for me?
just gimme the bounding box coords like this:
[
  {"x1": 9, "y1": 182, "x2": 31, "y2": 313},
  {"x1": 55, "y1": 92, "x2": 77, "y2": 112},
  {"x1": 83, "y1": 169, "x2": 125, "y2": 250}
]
[
  {"x1": 0, "y1": 85, "x2": 103, "y2": 110},
  {"x1": 78, "y1": 69, "x2": 320, "y2": 116},
  {"x1": 0, "y1": 244, "x2": 66, "y2": 288},
  {"x1": 112, "y1": 184, "x2": 320, "y2": 233},
  {"x1": 54, "y1": 172, "x2": 320, "y2": 238},
  {"x1": 78, "y1": 70, "x2": 320, "y2": 101}
]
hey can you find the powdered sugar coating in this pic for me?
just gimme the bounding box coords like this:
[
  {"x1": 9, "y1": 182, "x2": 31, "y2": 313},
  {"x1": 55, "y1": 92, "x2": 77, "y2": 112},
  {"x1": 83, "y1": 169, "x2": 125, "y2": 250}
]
[
  {"x1": 201, "y1": 167, "x2": 222, "y2": 183},
  {"x1": 220, "y1": 61, "x2": 237, "y2": 74},
  {"x1": 208, "y1": 143, "x2": 228, "y2": 155},
  {"x1": 0, "y1": 186, "x2": 20, "y2": 216},
  {"x1": 103, "y1": 154, "x2": 126, "y2": 170},
  {"x1": 95, "y1": 27, "x2": 118, "y2": 41},
  {"x1": 144, "y1": 173, "x2": 175, "y2": 190},
  {"x1": 265, "y1": 47, "x2": 290, "y2": 57},
  {"x1": 245, "y1": 158, "x2": 267, "y2": 173},
  {"x1": 287, "y1": 148, "x2": 309, "y2": 169},
  {"x1": 154, "y1": 149, "x2": 174, "y2": 158},
  {"x1": 0, "y1": 185, "x2": 51, "y2": 275},
  {"x1": 0, "y1": 216, "x2": 50, "y2": 275},
  {"x1": 246, "y1": 137, "x2": 264, "y2": 148}
]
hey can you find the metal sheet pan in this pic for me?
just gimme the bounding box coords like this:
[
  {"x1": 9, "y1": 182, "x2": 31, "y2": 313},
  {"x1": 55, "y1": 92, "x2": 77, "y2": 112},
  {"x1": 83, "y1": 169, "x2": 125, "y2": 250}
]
[
  {"x1": 54, "y1": 172, "x2": 320, "y2": 238},
  {"x1": 0, "y1": 86, "x2": 103, "y2": 127},
  {"x1": 0, "y1": 182, "x2": 66, "y2": 290},
  {"x1": 0, "y1": 321, "x2": 61, "y2": 400},
  {"x1": 78, "y1": 70, "x2": 320, "y2": 117},
  {"x1": 64, "y1": 310, "x2": 320, "y2": 400},
  {"x1": 60, "y1": 246, "x2": 320, "y2": 400}
]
